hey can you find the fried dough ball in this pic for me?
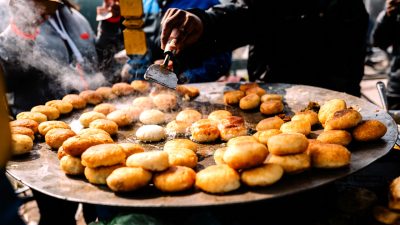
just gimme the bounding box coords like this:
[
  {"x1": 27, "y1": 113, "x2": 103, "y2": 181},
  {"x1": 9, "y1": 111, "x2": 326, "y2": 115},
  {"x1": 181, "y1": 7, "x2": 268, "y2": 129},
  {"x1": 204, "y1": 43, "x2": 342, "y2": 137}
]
[
  {"x1": 62, "y1": 134, "x2": 113, "y2": 157},
  {"x1": 153, "y1": 166, "x2": 196, "y2": 192},
  {"x1": 239, "y1": 83, "x2": 259, "y2": 92},
  {"x1": 106, "y1": 167, "x2": 152, "y2": 192},
  {"x1": 106, "y1": 109, "x2": 135, "y2": 127},
  {"x1": 214, "y1": 147, "x2": 227, "y2": 165},
  {"x1": 45, "y1": 128, "x2": 76, "y2": 149},
  {"x1": 96, "y1": 87, "x2": 117, "y2": 100},
  {"x1": 89, "y1": 119, "x2": 118, "y2": 135},
  {"x1": 62, "y1": 94, "x2": 87, "y2": 109},
  {"x1": 31, "y1": 105, "x2": 60, "y2": 120},
  {"x1": 164, "y1": 148, "x2": 198, "y2": 168},
  {"x1": 260, "y1": 100, "x2": 284, "y2": 115},
  {"x1": 292, "y1": 110, "x2": 319, "y2": 126},
  {"x1": 318, "y1": 99, "x2": 347, "y2": 125},
  {"x1": 317, "y1": 130, "x2": 352, "y2": 146},
  {"x1": 217, "y1": 116, "x2": 248, "y2": 141},
  {"x1": 307, "y1": 143, "x2": 351, "y2": 169},
  {"x1": 57, "y1": 146, "x2": 67, "y2": 160},
  {"x1": 126, "y1": 151, "x2": 169, "y2": 171},
  {"x1": 352, "y1": 120, "x2": 387, "y2": 142},
  {"x1": 131, "y1": 80, "x2": 151, "y2": 93},
  {"x1": 93, "y1": 103, "x2": 116, "y2": 116},
  {"x1": 208, "y1": 110, "x2": 232, "y2": 122},
  {"x1": 81, "y1": 144, "x2": 126, "y2": 168},
  {"x1": 79, "y1": 90, "x2": 103, "y2": 105},
  {"x1": 268, "y1": 153, "x2": 311, "y2": 174},
  {"x1": 261, "y1": 94, "x2": 283, "y2": 102},
  {"x1": 16, "y1": 111, "x2": 47, "y2": 123},
  {"x1": 136, "y1": 125, "x2": 166, "y2": 142},
  {"x1": 38, "y1": 121, "x2": 70, "y2": 136},
  {"x1": 176, "y1": 109, "x2": 202, "y2": 124},
  {"x1": 176, "y1": 85, "x2": 200, "y2": 99},
  {"x1": 324, "y1": 109, "x2": 362, "y2": 130},
  {"x1": 79, "y1": 111, "x2": 106, "y2": 128},
  {"x1": 117, "y1": 143, "x2": 145, "y2": 158},
  {"x1": 224, "y1": 141, "x2": 269, "y2": 170},
  {"x1": 241, "y1": 163, "x2": 284, "y2": 187},
  {"x1": 152, "y1": 93, "x2": 177, "y2": 111},
  {"x1": 246, "y1": 86, "x2": 267, "y2": 97},
  {"x1": 165, "y1": 120, "x2": 191, "y2": 137},
  {"x1": 45, "y1": 100, "x2": 73, "y2": 114},
  {"x1": 253, "y1": 129, "x2": 282, "y2": 145},
  {"x1": 78, "y1": 128, "x2": 111, "y2": 137},
  {"x1": 227, "y1": 135, "x2": 259, "y2": 147},
  {"x1": 10, "y1": 119, "x2": 39, "y2": 133},
  {"x1": 223, "y1": 90, "x2": 245, "y2": 105},
  {"x1": 256, "y1": 116, "x2": 284, "y2": 131},
  {"x1": 267, "y1": 133, "x2": 309, "y2": 156},
  {"x1": 84, "y1": 164, "x2": 123, "y2": 184},
  {"x1": 164, "y1": 139, "x2": 198, "y2": 152},
  {"x1": 239, "y1": 93, "x2": 261, "y2": 110},
  {"x1": 60, "y1": 155, "x2": 85, "y2": 175},
  {"x1": 139, "y1": 109, "x2": 165, "y2": 125},
  {"x1": 112, "y1": 82, "x2": 134, "y2": 96},
  {"x1": 195, "y1": 164, "x2": 240, "y2": 194},
  {"x1": 132, "y1": 97, "x2": 154, "y2": 110},
  {"x1": 190, "y1": 119, "x2": 220, "y2": 143},
  {"x1": 280, "y1": 120, "x2": 311, "y2": 136},
  {"x1": 10, "y1": 126, "x2": 34, "y2": 140},
  {"x1": 11, "y1": 134, "x2": 33, "y2": 155}
]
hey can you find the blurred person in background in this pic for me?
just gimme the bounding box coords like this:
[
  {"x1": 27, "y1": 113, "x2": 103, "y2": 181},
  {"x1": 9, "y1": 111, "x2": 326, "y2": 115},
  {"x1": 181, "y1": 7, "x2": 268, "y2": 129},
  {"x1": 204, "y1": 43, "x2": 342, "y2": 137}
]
[
  {"x1": 0, "y1": 0, "x2": 123, "y2": 117},
  {"x1": 0, "y1": 1, "x2": 123, "y2": 224},
  {"x1": 373, "y1": 0, "x2": 400, "y2": 109},
  {"x1": 159, "y1": 0, "x2": 369, "y2": 96},
  {"x1": 124, "y1": 0, "x2": 232, "y2": 83}
]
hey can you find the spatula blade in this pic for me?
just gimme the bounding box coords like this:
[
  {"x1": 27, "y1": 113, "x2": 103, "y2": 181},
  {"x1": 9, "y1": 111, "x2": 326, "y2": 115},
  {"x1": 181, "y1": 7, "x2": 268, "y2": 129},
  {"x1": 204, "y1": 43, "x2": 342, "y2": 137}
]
[{"x1": 144, "y1": 64, "x2": 178, "y2": 89}]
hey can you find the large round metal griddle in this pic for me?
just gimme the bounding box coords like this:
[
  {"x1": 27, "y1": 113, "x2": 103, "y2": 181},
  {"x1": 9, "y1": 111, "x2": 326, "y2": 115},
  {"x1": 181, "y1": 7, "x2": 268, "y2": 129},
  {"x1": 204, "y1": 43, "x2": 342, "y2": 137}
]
[{"x1": 6, "y1": 83, "x2": 398, "y2": 208}]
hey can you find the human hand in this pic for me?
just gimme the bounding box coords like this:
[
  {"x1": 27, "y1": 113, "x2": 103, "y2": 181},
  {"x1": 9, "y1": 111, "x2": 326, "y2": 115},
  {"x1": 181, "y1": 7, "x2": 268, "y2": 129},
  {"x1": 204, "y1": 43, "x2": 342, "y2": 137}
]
[
  {"x1": 97, "y1": 0, "x2": 120, "y2": 20},
  {"x1": 160, "y1": 8, "x2": 203, "y2": 54},
  {"x1": 386, "y1": 0, "x2": 400, "y2": 17}
]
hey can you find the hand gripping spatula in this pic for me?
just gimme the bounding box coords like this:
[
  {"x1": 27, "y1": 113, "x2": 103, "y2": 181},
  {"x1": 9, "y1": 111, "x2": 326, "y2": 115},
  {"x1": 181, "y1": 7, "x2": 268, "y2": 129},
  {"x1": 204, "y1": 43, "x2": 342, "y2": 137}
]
[{"x1": 144, "y1": 38, "x2": 178, "y2": 89}]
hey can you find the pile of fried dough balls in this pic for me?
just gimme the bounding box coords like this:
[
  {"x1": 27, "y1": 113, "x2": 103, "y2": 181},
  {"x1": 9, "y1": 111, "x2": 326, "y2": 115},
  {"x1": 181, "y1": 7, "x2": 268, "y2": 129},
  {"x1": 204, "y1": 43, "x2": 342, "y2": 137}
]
[{"x1": 8, "y1": 82, "x2": 388, "y2": 196}]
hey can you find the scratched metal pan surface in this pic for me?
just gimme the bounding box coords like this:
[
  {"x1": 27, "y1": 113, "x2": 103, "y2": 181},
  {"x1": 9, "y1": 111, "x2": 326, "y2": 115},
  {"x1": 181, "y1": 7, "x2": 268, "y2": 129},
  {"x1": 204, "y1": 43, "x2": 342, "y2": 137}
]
[{"x1": 6, "y1": 83, "x2": 398, "y2": 208}]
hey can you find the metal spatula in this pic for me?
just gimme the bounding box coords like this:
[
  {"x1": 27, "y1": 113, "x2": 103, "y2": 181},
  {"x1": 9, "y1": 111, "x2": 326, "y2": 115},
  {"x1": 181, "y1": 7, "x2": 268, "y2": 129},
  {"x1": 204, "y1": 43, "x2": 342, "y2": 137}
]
[{"x1": 144, "y1": 39, "x2": 178, "y2": 89}]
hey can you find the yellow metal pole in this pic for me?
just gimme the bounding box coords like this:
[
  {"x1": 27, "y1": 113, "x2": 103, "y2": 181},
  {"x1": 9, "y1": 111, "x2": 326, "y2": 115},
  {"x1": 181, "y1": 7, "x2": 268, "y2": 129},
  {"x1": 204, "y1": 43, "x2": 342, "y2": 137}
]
[
  {"x1": 120, "y1": 0, "x2": 147, "y2": 55},
  {"x1": 0, "y1": 65, "x2": 11, "y2": 169}
]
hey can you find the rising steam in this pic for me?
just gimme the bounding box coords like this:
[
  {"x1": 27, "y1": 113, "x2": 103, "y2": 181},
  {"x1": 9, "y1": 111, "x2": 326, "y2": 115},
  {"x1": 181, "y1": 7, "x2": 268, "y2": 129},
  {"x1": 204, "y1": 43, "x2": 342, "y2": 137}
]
[{"x1": 0, "y1": 0, "x2": 108, "y2": 96}]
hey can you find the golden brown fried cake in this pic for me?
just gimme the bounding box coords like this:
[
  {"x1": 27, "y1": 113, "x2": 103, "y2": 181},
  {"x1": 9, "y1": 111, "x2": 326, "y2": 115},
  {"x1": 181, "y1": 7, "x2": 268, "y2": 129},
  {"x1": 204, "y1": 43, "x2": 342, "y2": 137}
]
[
  {"x1": 256, "y1": 116, "x2": 284, "y2": 131},
  {"x1": 16, "y1": 111, "x2": 47, "y2": 124},
  {"x1": 79, "y1": 111, "x2": 106, "y2": 128},
  {"x1": 223, "y1": 141, "x2": 269, "y2": 170},
  {"x1": 10, "y1": 119, "x2": 39, "y2": 133},
  {"x1": 81, "y1": 144, "x2": 126, "y2": 168},
  {"x1": 324, "y1": 108, "x2": 362, "y2": 130},
  {"x1": 318, "y1": 99, "x2": 347, "y2": 125},
  {"x1": 307, "y1": 142, "x2": 351, "y2": 169},
  {"x1": 352, "y1": 120, "x2": 387, "y2": 142},
  {"x1": 45, "y1": 128, "x2": 76, "y2": 149},
  {"x1": 195, "y1": 164, "x2": 240, "y2": 194},
  {"x1": 84, "y1": 164, "x2": 123, "y2": 184},
  {"x1": 164, "y1": 148, "x2": 198, "y2": 168},
  {"x1": 260, "y1": 100, "x2": 284, "y2": 115},
  {"x1": 217, "y1": 116, "x2": 247, "y2": 141},
  {"x1": 31, "y1": 105, "x2": 60, "y2": 120},
  {"x1": 139, "y1": 109, "x2": 165, "y2": 125},
  {"x1": 60, "y1": 155, "x2": 85, "y2": 175},
  {"x1": 268, "y1": 153, "x2": 311, "y2": 174},
  {"x1": 112, "y1": 82, "x2": 135, "y2": 96},
  {"x1": 89, "y1": 119, "x2": 118, "y2": 136},
  {"x1": 11, "y1": 134, "x2": 33, "y2": 155},
  {"x1": 239, "y1": 93, "x2": 261, "y2": 110},
  {"x1": 163, "y1": 139, "x2": 198, "y2": 152},
  {"x1": 291, "y1": 110, "x2": 319, "y2": 126},
  {"x1": 280, "y1": 120, "x2": 311, "y2": 136},
  {"x1": 223, "y1": 90, "x2": 245, "y2": 105},
  {"x1": 106, "y1": 167, "x2": 152, "y2": 192},
  {"x1": 38, "y1": 120, "x2": 70, "y2": 136},
  {"x1": 241, "y1": 163, "x2": 284, "y2": 187},
  {"x1": 317, "y1": 130, "x2": 352, "y2": 146},
  {"x1": 93, "y1": 103, "x2": 116, "y2": 116},
  {"x1": 79, "y1": 90, "x2": 103, "y2": 105},
  {"x1": 62, "y1": 94, "x2": 87, "y2": 109},
  {"x1": 153, "y1": 166, "x2": 196, "y2": 192},
  {"x1": 253, "y1": 129, "x2": 282, "y2": 145},
  {"x1": 10, "y1": 126, "x2": 34, "y2": 140},
  {"x1": 190, "y1": 119, "x2": 220, "y2": 143},
  {"x1": 176, "y1": 109, "x2": 202, "y2": 124},
  {"x1": 267, "y1": 133, "x2": 309, "y2": 156},
  {"x1": 117, "y1": 143, "x2": 145, "y2": 158},
  {"x1": 95, "y1": 86, "x2": 117, "y2": 100},
  {"x1": 45, "y1": 100, "x2": 73, "y2": 114}
]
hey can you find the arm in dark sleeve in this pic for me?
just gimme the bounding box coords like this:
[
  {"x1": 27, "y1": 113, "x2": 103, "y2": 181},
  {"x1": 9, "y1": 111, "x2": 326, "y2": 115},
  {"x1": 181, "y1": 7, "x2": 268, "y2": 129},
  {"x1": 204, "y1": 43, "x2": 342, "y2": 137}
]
[{"x1": 373, "y1": 11, "x2": 398, "y2": 50}]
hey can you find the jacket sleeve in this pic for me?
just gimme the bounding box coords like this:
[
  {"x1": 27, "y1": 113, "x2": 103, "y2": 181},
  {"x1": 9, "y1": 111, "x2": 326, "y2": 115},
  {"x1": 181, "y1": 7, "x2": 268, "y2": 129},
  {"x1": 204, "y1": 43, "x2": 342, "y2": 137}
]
[{"x1": 373, "y1": 11, "x2": 398, "y2": 50}]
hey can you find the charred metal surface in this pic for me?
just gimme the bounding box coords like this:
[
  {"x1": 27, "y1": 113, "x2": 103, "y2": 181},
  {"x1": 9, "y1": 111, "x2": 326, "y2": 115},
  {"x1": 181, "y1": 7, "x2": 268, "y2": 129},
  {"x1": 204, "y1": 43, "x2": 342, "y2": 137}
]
[{"x1": 6, "y1": 83, "x2": 398, "y2": 207}]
